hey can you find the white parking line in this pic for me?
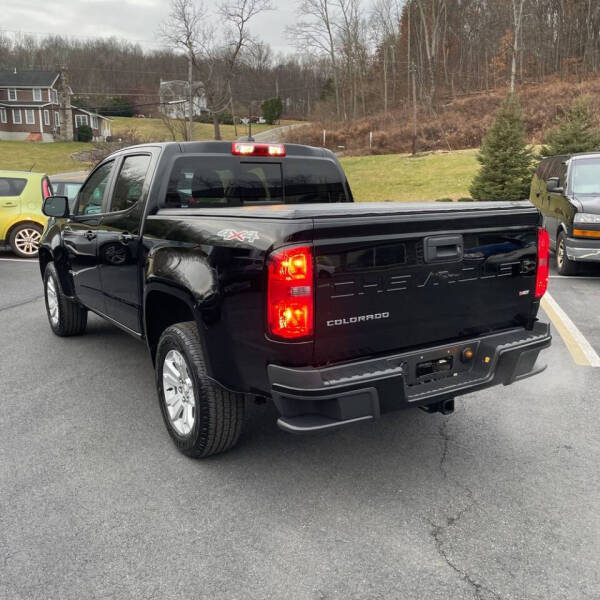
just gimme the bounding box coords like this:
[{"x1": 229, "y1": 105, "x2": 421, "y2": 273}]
[
  {"x1": 0, "y1": 258, "x2": 37, "y2": 263},
  {"x1": 541, "y1": 292, "x2": 600, "y2": 367}
]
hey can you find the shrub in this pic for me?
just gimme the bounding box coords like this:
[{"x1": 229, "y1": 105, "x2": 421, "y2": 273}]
[
  {"x1": 470, "y1": 95, "x2": 535, "y2": 202},
  {"x1": 541, "y1": 97, "x2": 600, "y2": 156},
  {"x1": 262, "y1": 97, "x2": 283, "y2": 125},
  {"x1": 77, "y1": 124, "x2": 93, "y2": 142}
]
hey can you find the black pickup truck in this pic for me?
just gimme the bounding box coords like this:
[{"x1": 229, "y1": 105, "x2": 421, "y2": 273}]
[{"x1": 39, "y1": 141, "x2": 551, "y2": 457}]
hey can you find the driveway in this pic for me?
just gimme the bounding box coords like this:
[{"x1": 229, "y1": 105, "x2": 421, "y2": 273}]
[{"x1": 0, "y1": 251, "x2": 598, "y2": 600}]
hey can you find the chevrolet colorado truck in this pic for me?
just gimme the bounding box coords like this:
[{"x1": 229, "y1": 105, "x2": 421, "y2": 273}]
[{"x1": 39, "y1": 141, "x2": 552, "y2": 457}]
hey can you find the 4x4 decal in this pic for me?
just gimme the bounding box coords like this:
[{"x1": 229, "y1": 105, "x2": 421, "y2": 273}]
[{"x1": 217, "y1": 229, "x2": 260, "y2": 243}]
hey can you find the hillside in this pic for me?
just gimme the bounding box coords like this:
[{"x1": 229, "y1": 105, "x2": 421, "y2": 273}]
[{"x1": 286, "y1": 77, "x2": 600, "y2": 156}]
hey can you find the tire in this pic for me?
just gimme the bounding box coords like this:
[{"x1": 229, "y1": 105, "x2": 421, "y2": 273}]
[
  {"x1": 156, "y1": 322, "x2": 245, "y2": 458},
  {"x1": 44, "y1": 263, "x2": 88, "y2": 336},
  {"x1": 9, "y1": 222, "x2": 43, "y2": 258},
  {"x1": 556, "y1": 231, "x2": 578, "y2": 276}
]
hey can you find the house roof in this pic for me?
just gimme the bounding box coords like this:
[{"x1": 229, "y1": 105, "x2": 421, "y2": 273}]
[{"x1": 0, "y1": 70, "x2": 60, "y2": 88}]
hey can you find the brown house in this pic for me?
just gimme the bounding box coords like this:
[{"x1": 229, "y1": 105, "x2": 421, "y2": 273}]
[{"x1": 0, "y1": 69, "x2": 111, "y2": 142}]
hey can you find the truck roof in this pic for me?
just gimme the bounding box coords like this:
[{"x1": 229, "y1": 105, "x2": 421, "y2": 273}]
[{"x1": 109, "y1": 141, "x2": 332, "y2": 159}]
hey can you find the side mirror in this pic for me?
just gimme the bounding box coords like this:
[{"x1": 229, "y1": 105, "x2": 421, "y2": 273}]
[
  {"x1": 546, "y1": 177, "x2": 563, "y2": 193},
  {"x1": 42, "y1": 195, "x2": 70, "y2": 218}
]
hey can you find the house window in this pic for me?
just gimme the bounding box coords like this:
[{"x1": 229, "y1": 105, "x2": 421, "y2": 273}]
[
  {"x1": 25, "y1": 109, "x2": 35, "y2": 125},
  {"x1": 51, "y1": 89, "x2": 58, "y2": 104},
  {"x1": 8, "y1": 88, "x2": 17, "y2": 101},
  {"x1": 12, "y1": 109, "x2": 22, "y2": 124},
  {"x1": 43, "y1": 109, "x2": 50, "y2": 126},
  {"x1": 0, "y1": 108, "x2": 6, "y2": 123},
  {"x1": 33, "y1": 88, "x2": 42, "y2": 102},
  {"x1": 91, "y1": 115, "x2": 98, "y2": 129},
  {"x1": 75, "y1": 114, "x2": 89, "y2": 128},
  {"x1": 54, "y1": 111, "x2": 60, "y2": 127}
]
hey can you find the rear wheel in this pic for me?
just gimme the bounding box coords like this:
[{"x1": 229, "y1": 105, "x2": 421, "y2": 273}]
[
  {"x1": 44, "y1": 263, "x2": 88, "y2": 336},
  {"x1": 156, "y1": 322, "x2": 245, "y2": 458},
  {"x1": 556, "y1": 231, "x2": 578, "y2": 276},
  {"x1": 9, "y1": 223, "x2": 43, "y2": 258}
]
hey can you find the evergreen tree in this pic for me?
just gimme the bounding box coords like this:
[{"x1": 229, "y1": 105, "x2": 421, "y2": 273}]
[
  {"x1": 470, "y1": 95, "x2": 534, "y2": 201},
  {"x1": 262, "y1": 97, "x2": 283, "y2": 125},
  {"x1": 541, "y1": 97, "x2": 600, "y2": 156}
]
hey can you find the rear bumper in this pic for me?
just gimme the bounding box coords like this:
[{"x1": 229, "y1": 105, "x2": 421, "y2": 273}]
[
  {"x1": 565, "y1": 236, "x2": 600, "y2": 262},
  {"x1": 268, "y1": 322, "x2": 551, "y2": 433}
]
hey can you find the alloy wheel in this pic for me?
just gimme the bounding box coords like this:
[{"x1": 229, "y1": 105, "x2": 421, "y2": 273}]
[
  {"x1": 46, "y1": 276, "x2": 59, "y2": 326},
  {"x1": 14, "y1": 228, "x2": 42, "y2": 256},
  {"x1": 162, "y1": 349, "x2": 196, "y2": 436}
]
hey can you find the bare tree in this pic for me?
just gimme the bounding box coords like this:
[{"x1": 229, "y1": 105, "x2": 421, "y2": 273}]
[
  {"x1": 288, "y1": 0, "x2": 341, "y2": 118},
  {"x1": 510, "y1": 0, "x2": 527, "y2": 93},
  {"x1": 160, "y1": 0, "x2": 205, "y2": 140},
  {"x1": 193, "y1": 0, "x2": 273, "y2": 139}
]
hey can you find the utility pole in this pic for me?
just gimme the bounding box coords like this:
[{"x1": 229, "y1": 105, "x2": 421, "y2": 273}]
[
  {"x1": 411, "y1": 62, "x2": 418, "y2": 156},
  {"x1": 187, "y1": 41, "x2": 194, "y2": 141}
]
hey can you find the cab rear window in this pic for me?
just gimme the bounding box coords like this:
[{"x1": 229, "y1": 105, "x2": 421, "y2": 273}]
[
  {"x1": 0, "y1": 177, "x2": 27, "y2": 197},
  {"x1": 164, "y1": 156, "x2": 346, "y2": 208}
]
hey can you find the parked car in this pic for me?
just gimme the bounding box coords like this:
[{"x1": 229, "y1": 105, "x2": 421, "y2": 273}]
[
  {"x1": 0, "y1": 170, "x2": 52, "y2": 258},
  {"x1": 39, "y1": 141, "x2": 551, "y2": 457},
  {"x1": 530, "y1": 153, "x2": 600, "y2": 275},
  {"x1": 49, "y1": 174, "x2": 86, "y2": 211}
]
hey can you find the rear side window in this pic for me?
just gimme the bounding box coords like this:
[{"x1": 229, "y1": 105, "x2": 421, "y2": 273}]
[
  {"x1": 165, "y1": 155, "x2": 346, "y2": 207},
  {"x1": 0, "y1": 177, "x2": 27, "y2": 197}
]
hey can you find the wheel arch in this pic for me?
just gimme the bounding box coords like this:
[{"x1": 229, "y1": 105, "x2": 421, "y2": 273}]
[{"x1": 144, "y1": 283, "x2": 200, "y2": 364}]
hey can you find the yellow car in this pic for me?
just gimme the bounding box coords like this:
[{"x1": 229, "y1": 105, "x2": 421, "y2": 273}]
[{"x1": 0, "y1": 170, "x2": 52, "y2": 258}]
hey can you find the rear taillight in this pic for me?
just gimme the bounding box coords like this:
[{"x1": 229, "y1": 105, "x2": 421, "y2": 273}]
[
  {"x1": 42, "y1": 178, "x2": 51, "y2": 199},
  {"x1": 535, "y1": 227, "x2": 549, "y2": 299},
  {"x1": 267, "y1": 245, "x2": 313, "y2": 340}
]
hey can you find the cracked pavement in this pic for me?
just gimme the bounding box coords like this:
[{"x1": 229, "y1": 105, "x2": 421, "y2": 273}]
[{"x1": 0, "y1": 251, "x2": 599, "y2": 600}]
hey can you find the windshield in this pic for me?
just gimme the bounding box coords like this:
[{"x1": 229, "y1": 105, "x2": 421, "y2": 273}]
[{"x1": 570, "y1": 158, "x2": 600, "y2": 195}]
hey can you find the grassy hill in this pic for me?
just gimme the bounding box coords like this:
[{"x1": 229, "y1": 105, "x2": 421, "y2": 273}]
[
  {"x1": 340, "y1": 150, "x2": 477, "y2": 202},
  {"x1": 111, "y1": 117, "x2": 301, "y2": 142},
  {"x1": 0, "y1": 141, "x2": 94, "y2": 174},
  {"x1": 0, "y1": 137, "x2": 479, "y2": 201}
]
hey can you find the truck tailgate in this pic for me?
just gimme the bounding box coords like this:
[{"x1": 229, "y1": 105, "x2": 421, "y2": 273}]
[{"x1": 312, "y1": 202, "x2": 541, "y2": 365}]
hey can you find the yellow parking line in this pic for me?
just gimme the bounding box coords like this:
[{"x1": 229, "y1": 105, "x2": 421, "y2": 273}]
[{"x1": 541, "y1": 292, "x2": 600, "y2": 367}]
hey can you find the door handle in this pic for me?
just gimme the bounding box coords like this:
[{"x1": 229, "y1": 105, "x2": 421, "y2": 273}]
[
  {"x1": 2, "y1": 201, "x2": 17, "y2": 207},
  {"x1": 84, "y1": 230, "x2": 96, "y2": 241},
  {"x1": 119, "y1": 232, "x2": 135, "y2": 243}
]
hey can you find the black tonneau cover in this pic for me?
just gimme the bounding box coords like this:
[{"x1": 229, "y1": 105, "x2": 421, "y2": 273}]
[{"x1": 157, "y1": 200, "x2": 538, "y2": 220}]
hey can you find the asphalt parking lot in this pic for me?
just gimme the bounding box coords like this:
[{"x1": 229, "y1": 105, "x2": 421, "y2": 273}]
[{"x1": 1, "y1": 250, "x2": 599, "y2": 600}]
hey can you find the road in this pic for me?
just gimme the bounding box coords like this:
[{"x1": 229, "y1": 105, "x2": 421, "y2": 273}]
[
  {"x1": 0, "y1": 250, "x2": 599, "y2": 600},
  {"x1": 250, "y1": 123, "x2": 308, "y2": 142}
]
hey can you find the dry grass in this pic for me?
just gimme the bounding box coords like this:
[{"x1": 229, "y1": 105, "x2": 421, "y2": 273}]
[{"x1": 286, "y1": 76, "x2": 600, "y2": 156}]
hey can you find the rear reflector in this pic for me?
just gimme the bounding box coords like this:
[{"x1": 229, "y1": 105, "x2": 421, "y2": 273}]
[
  {"x1": 573, "y1": 228, "x2": 600, "y2": 238},
  {"x1": 267, "y1": 245, "x2": 313, "y2": 340},
  {"x1": 232, "y1": 142, "x2": 286, "y2": 157},
  {"x1": 535, "y1": 227, "x2": 549, "y2": 299}
]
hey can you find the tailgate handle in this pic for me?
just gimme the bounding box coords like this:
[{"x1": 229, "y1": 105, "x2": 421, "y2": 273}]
[{"x1": 424, "y1": 235, "x2": 463, "y2": 263}]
